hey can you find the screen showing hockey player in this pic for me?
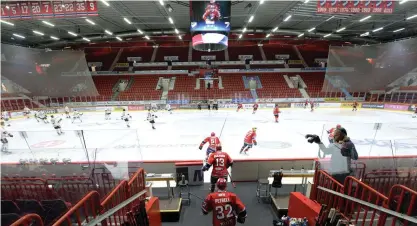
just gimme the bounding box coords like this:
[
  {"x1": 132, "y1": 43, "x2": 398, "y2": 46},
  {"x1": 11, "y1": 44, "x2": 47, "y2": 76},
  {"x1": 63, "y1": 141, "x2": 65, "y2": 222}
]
[
  {"x1": 190, "y1": 0, "x2": 231, "y2": 32},
  {"x1": 324, "y1": 37, "x2": 417, "y2": 93},
  {"x1": 0, "y1": 44, "x2": 98, "y2": 97}
]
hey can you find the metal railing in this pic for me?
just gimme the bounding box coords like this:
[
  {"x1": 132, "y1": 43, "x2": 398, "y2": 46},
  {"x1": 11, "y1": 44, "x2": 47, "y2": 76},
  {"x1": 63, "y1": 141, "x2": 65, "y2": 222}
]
[{"x1": 11, "y1": 214, "x2": 44, "y2": 226}]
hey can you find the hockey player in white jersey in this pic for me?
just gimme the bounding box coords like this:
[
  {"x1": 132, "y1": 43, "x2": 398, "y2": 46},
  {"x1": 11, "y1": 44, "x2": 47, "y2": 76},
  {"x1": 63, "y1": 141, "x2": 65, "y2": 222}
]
[
  {"x1": 71, "y1": 110, "x2": 83, "y2": 123},
  {"x1": 105, "y1": 108, "x2": 112, "y2": 120},
  {"x1": 23, "y1": 106, "x2": 31, "y2": 119},
  {"x1": 2, "y1": 110, "x2": 10, "y2": 127},
  {"x1": 50, "y1": 115, "x2": 63, "y2": 135},
  {"x1": 147, "y1": 109, "x2": 157, "y2": 129},
  {"x1": 122, "y1": 114, "x2": 132, "y2": 128},
  {"x1": 32, "y1": 110, "x2": 40, "y2": 122},
  {"x1": 64, "y1": 106, "x2": 71, "y2": 119},
  {"x1": 121, "y1": 108, "x2": 127, "y2": 119},
  {"x1": 1, "y1": 129, "x2": 13, "y2": 153},
  {"x1": 38, "y1": 111, "x2": 49, "y2": 124},
  {"x1": 165, "y1": 104, "x2": 173, "y2": 114},
  {"x1": 151, "y1": 103, "x2": 158, "y2": 112}
]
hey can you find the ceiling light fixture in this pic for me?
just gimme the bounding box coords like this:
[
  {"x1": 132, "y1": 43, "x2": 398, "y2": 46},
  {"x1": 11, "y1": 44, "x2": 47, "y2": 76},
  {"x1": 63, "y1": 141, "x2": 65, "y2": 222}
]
[
  {"x1": 272, "y1": 27, "x2": 278, "y2": 32},
  {"x1": 399, "y1": 0, "x2": 409, "y2": 4},
  {"x1": 326, "y1": 16, "x2": 335, "y2": 21},
  {"x1": 336, "y1": 27, "x2": 346, "y2": 32},
  {"x1": 178, "y1": 35, "x2": 182, "y2": 40},
  {"x1": 33, "y1": 30, "x2": 44, "y2": 36},
  {"x1": 68, "y1": 31, "x2": 77, "y2": 36},
  {"x1": 298, "y1": 33, "x2": 304, "y2": 37},
  {"x1": 359, "y1": 15, "x2": 371, "y2": 22},
  {"x1": 242, "y1": 27, "x2": 247, "y2": 33},
  {"x1": 50, "y1": 36, "x2": 59, "y2": 40},
  {"x1": 13, "y1": 33, "x2": 25, "y2": 39},
  {"x1": 238, "y1": 34, "x2": 242, "y2": 39},
  {"x1": 83, "y1": 37, "x2": 91, "y2": 42},
  {"x1": 308, "y1": 27, "x2": 315, "y2": 32},
  {"x1": 260, "y1": 0, "x2": 265, "y2": 4},
  {"x1": 116, "y1": 36, "x2": 122, "y2": 41},
  {"x1": 284, "y1": 15, "x2": 291, "y2": 22},
  {"x1": 175, "y1": 28, "x2": 179, "y2": 34},
  {"x1": 137, "y1": 29, "x2": 143, "y2": 34},
  {"x1": 323, "y1": 33, "x2": 331, "y2": 37},
  {"x1": 393, "y1": 28, "x2": 405, "y2": 32},
  {"x1": 42, "y1": 21, "x2": 55, "y2": 27},
  {"x1": 100, "y1": 0, "x2": 110, "y2": 6},
  {"x1": 249, "y1": 15, "x2": 254, "y2": 23},
  {"x1": 0, "y1": 20, "x2": 14, "y2": 26},
  {"x1": 360, "y1": 32, "x2": 369, "y2": 37},
  {"x1": 305, "y1": 0, "x2": 310, "y2": 3},
  {"x1": 372, "y1": 27, "x2": 383, "y2": 32},
  {"x1": 104, "y1": 30, "x2": 113, "y2": 35},
  {"x1": 144, "y1": 35, "x2": 150, "y2": 40},
  {"x1": 85, "y1": 19, "x2": 95, "y2": 25},
  {"x1": 168, "y1": 17, "x2": 174, "y2": 24},
  {"x1": 266, "y1": 34, "x2": 271, "y2": 38},
  {"x1": 123, "y1": 18, "x2": 132, "y2": 24},
  {"x1": 159, "y1": 0, "x2": 164, "y2": 6},
  {"x1": 406, "y1": 14, "x2": 417, "y2": 20}
]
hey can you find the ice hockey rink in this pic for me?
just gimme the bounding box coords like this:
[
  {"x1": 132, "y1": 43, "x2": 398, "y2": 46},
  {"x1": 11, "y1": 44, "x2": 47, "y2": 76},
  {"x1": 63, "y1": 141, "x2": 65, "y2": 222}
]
[{"x1": 1, "y1": 107, "x2": 417, "y2": 164}]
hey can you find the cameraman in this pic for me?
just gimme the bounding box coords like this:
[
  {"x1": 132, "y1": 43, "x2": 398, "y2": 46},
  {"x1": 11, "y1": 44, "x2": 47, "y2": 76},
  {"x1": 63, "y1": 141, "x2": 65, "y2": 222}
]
[{"x1": 306, "y1": 128, "x2": 358, "y2": 184}]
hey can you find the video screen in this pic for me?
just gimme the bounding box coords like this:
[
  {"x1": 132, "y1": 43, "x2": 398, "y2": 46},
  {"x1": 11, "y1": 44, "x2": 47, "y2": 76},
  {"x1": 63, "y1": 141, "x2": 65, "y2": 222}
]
[
  {"x1": 190, "y1": 0, "x2": 231, "y2": 32},
  {"x1": 324, "y1": 37, "x2": 417, "y2": 92},
  {"x1": 1, "y1": 44, "x2": 98, "y2": 97}
]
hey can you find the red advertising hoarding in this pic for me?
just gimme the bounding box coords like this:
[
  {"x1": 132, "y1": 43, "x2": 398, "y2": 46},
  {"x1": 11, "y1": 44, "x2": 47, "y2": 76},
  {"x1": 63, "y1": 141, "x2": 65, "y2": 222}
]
[
  {"x1": 0, "y1": 1, "x2": 98, "y2": 20},
  {"x1": 317, "y1": 0, "x2": 394, "y2": 14}
]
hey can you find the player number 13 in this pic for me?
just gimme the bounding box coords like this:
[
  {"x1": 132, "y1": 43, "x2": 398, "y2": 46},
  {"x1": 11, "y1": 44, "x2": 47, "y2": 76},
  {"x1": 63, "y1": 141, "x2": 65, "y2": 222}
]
[
  {"x1": 215, "y1": 204, "x2": 233, "y2": 220},
  {"x1": 215, "y1": 158, "x2": 224, "y2": 167}
]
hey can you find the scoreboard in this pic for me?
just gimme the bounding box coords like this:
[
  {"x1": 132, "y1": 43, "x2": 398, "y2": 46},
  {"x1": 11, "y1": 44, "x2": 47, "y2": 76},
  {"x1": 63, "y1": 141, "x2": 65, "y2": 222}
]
[{"x1": 1, "y1": 1, "x2": 98, "y2": 20}]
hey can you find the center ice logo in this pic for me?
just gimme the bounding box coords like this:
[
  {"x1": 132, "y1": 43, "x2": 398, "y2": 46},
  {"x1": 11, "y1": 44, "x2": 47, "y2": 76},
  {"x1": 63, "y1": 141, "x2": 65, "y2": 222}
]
[{"x1": 31, "y1": 140, "x2": 66, "y2": 148}]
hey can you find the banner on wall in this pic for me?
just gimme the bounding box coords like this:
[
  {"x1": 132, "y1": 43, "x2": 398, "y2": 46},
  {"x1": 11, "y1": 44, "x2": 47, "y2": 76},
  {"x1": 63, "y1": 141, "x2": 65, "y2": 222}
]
[
  {"x1": 88, "y1": 62, "x2": 103, "y2": 67},
  {"x1": 384, "y1": 104, "x2": 409, "y2": 111},
  {"x1": 361, "y1": 103, "x2": 384, "y2": 109},
  {"x1": 164, "y1": 56, "x2": 179, "y2": 61},
  {"x1": 324, "y1": 97, "x2": 341, "y2": 102},
  {"x1": 127, "y1": 57, "x2": 142, "y2": 62},
  {"x1": 275, "y1": 54, "x2": 290, "y2": 60},
  {"x1": 314, "y1": 58, "x2": 328, "y2": 63},
  {"x1": 115, "y1": 63, "x2": 129, "y2": 67},
  {"x1": 317, "y1": 0, "x2": 394, "y2": 14},
  {"x1": 201, "y1": 55, "x2": 216, "y2": 60},
  {"x1": 288, "y1": 60, "x2": 304, "y2": 64},
  {"x1": 238, "y1": 55, "x2": 253, "y2": 60}
]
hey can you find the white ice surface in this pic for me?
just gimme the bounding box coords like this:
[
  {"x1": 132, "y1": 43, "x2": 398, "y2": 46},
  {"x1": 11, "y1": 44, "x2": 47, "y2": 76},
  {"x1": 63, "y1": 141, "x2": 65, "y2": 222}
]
[{"x1": 2, "y1": 108, "x2": 417, "y2": 164}]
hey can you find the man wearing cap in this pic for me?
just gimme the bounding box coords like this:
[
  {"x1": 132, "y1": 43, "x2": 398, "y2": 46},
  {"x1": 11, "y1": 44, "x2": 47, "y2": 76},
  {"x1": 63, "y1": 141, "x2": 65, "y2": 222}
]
[{"x1": 306, "y1": 127, "x2": 359, "y2": 184}]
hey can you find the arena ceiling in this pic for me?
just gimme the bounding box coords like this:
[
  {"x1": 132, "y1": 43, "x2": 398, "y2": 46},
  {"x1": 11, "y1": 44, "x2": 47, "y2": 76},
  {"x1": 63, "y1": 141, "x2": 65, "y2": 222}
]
[{"x1": 1, "y1": 0, "x2": 417, "y2": 48}]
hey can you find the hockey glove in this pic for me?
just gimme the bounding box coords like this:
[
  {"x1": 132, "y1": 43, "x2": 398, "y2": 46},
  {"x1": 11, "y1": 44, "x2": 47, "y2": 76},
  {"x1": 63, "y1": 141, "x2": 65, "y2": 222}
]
[
  {"x1": 201, "y1": 164, "x2": 210, "y2": 172},
  {"x1": 9, "y1": 134, "x2": 13, "y2": 137},
  {"x1": 305, "y1": 134, "x2": 321, "y2": 144},
  {"x1": 253, "y1": 141, "x2": 257, "y2": 146},
  {"x1": 198, "y1": 145, "x2": 203, "y2": 150},
  {"x1": 237, "y1": 210, "x2": 247, "y2": 224}
]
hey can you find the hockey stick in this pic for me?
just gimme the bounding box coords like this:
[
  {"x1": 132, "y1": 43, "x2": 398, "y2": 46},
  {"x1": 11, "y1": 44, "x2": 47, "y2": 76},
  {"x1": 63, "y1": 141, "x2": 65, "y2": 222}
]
[{"x1": 228, "y1": 171, "x2": 236, "y2": 188}]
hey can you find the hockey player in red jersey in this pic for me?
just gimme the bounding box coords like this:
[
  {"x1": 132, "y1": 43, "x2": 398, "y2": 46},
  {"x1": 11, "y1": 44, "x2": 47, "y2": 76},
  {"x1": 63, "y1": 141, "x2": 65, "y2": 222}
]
[
  {"x1": 202, "y1": 178, "x2": 247, "y2": 226},
  {"x1": 304, "y1": 100, "x2": 309, "y2": 109},
  {"x1": 252, "y1": 103, "x2": 259, "y2": 114},
  {"x1": 327, "y1": 124, "x2": 342, "y2": 143},
  {"x1": 273, "y1": 104, "x2": 281, "y2": 123},
  {"x1": 310, "y1": 100, "x2": 315, "y2": 112},
  {"x1": 237, "y1": 103, "x2": 243, "y2": 112},
  {"x1": 199, "y1": 132, "x2": 221, "y2": 161},
  {"x1": 202, "y1": 145, "x2": 233, "y2": 192},
  {"x1": 239, "y1": 127, "x2": 257, "y2": 155},
  {"x1": 352, "y1": 101, "x2": 358, "y2": 111}
]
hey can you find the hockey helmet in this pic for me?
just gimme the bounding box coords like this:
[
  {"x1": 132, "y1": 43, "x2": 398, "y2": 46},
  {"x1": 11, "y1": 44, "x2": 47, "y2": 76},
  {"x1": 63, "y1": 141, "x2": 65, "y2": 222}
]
[
  {"x1": 216, "y1": 178, "x2": 227, "y2": 190},
  {"x1": 211, "y1": 132, "x2": 215, "y2": 136},
  {"x1": 336, "y1": 124, "x2": 341, "y2": 129},
  {"x1": 252, "y1": 127, "x2": 257, "y2": 131},
  {"x1": 216, "y1": 145, "x2": 222, "y2": 151}
]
